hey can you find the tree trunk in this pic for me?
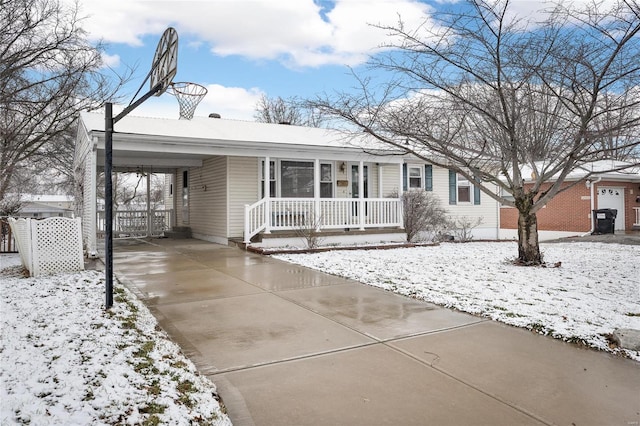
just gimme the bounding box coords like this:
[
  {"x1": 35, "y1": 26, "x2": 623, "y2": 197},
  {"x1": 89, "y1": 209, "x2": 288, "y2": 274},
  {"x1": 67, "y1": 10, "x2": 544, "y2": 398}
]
[{"x1": 517, "y1": 209, "x2": 542, "y2": 265}]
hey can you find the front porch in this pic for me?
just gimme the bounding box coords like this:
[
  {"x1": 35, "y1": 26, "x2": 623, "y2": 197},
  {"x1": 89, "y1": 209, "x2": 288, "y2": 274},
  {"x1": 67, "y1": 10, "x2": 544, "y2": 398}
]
[{"x1": 244, "y1": 197, "x2": 404, "y2": 245}]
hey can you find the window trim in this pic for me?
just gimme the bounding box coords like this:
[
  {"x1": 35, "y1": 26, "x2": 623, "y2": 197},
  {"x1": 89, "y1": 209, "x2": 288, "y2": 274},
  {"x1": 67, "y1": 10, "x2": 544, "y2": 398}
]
[
  {"x1": 260, "y1": 160, "x2": 276, "y2": 198},
  {"x1": 450, "y1": 171, "x2": 480, "y2": 205},
  {"x1": 319, "y1": 162, "x2": 334, "y2": 198},
  {"x1": 407, "y1": 165, "x2": 423, "y2": 189},
  {"x1": 259, "y1": 159, "x2": 336, "y2": 199},
  {"x1": 457, "y1": 174, "x2": 472, "y2": 203}
]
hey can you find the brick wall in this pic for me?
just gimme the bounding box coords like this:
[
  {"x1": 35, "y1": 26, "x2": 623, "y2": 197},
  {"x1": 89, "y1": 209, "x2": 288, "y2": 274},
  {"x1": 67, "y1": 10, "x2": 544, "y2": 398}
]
[{"x1": 500, "y1": 180, "x2": 639, "y2": 231}]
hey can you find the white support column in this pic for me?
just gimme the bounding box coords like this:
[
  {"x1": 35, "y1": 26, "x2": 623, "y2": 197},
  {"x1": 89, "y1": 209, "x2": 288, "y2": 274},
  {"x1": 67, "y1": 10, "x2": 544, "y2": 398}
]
[
  {"x1": 264, "y1": 156, "x2": 271, "y2": 234},
  {"x1": 314, "y1": 158, "x2": 321, "y2": 230},
  {"x1": 377, "y1": 163, "x2": 383, "y2": 198},
  {"x1": 146, "y1": 172, "x2": 151, "y2": 237},
  {"x1": 398, "y1": 162, "x2": 404, "y2": 229},
  {"x1": 358, "y1": 160, "x2": 365, "y2": 230}
]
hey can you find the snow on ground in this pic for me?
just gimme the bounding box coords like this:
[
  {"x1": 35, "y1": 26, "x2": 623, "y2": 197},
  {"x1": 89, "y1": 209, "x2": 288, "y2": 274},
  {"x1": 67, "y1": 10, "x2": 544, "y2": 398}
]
[
  {"x1": 274, "y1": 241, "x2": 640, "y2": 361},
  {"x1": 0, "y1": 254, "x2": 232, "y2": 426}
]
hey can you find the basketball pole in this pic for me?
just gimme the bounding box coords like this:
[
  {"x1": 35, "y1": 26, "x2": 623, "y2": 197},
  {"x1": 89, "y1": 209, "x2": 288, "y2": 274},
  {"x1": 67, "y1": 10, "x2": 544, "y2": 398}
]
[{"x1": 104, "y1": 85, "x2": 162, "y2": 310}]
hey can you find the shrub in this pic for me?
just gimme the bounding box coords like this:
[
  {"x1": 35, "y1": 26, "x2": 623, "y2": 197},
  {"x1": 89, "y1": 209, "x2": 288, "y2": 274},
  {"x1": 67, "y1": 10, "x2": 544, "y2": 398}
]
[{"x1": 391, "y1": 189, "x2": 449, "y2": 242}]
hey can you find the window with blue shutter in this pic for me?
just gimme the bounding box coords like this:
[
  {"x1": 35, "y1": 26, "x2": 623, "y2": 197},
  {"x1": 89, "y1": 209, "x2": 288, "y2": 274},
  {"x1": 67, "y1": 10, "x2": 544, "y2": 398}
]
[
  {"x1": 425, "y1": 165, "x2": 433, "y2": 191},
  {"x1": 474, "y1": 184, "x2": 481, "y2": 205},
  {"x1": 449, "y1": 170, "x2": 456, "y2": 205}
]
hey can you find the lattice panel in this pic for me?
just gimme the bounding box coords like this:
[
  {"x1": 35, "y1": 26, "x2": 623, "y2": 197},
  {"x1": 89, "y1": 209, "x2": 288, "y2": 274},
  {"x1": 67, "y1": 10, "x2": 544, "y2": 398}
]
[
  {"x1": 8, "y1": 218, "x2": 31, "y2": 271},
  {"x1": 31, "y1": 217, "x2": 84, "y2": 277}
]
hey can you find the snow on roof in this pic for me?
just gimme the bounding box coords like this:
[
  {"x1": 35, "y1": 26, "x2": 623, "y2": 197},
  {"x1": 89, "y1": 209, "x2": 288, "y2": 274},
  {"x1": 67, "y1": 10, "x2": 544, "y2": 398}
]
[
  {"x1": 20, "y1": 194, "x2": 74, "y2": 203},
  {"x1": 521, "y1": 159, "x2": 640, "y2": 182},
  {"x1": 79, "y1": 112, "x2": 378, "y2": 150},
  {"x1": 20, "y1": 202, "x2": 72, "y2": 213}
]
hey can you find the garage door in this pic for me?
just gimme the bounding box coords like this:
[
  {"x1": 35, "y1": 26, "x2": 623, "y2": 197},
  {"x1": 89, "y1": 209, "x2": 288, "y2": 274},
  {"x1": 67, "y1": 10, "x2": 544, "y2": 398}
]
[{"x1": 597, "y1": 187, "x2": 625, "y2": 231}]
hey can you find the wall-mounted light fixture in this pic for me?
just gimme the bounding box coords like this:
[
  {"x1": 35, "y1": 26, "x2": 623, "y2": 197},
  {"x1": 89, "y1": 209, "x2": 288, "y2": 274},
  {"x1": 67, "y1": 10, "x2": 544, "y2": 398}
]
[{"x1": 340, "y1": 162, "x2": 346, "y2": 172}]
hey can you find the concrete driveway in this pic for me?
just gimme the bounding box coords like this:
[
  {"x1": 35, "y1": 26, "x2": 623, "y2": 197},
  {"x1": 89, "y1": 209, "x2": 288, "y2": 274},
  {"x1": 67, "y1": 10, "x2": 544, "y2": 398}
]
[{"x1": 113, "y1": 238, "x2": 640, "y2": 426}]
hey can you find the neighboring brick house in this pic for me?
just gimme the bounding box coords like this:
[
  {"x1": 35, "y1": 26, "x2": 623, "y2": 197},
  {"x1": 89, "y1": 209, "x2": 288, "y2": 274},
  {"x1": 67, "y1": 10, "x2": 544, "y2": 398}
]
[{"x1": 500, "y1": 161, "x2": 640, "y2": 240}]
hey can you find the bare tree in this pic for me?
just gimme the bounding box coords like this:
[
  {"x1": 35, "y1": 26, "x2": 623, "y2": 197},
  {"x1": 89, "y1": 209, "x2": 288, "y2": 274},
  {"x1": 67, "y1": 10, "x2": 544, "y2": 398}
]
[
  {"x1": 255, "y1": 94, "x2": 325, "y2": 127},
  {"x1": 310, "y1": 0, "x2": 640, "y2": 265},
  {"x1": 0, "y1": 0, "x2": 129, "y2": 202}
]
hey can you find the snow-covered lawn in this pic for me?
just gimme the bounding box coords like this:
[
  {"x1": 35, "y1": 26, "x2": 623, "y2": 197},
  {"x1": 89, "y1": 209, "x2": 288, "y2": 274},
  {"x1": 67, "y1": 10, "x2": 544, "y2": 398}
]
[
  {"x1": 0, "y1": 255, "x2": 231, "y2": 426},
  {"x1": 274, "y1": 241, "x2": 640, "y2": 361}
]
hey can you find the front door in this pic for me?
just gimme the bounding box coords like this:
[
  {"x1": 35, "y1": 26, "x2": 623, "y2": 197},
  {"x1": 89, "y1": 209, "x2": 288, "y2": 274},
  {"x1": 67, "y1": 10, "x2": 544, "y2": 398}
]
[{"x1": 597, "y1": 187, "x2": 625, "y2": 231}]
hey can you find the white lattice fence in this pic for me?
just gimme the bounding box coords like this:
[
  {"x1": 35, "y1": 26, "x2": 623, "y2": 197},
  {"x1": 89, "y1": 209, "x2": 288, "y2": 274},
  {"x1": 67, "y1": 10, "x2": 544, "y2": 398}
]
[
  {"x1": 9, "y1": 217, "x2": 84, "y2": 277},
  {"x1": 8, "y1": 218, "x2": 31, "y2": 271}
]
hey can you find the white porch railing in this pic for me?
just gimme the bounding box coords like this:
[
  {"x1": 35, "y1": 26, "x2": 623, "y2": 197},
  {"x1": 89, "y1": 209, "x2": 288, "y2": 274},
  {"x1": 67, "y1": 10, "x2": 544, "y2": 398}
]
[
  {"x1": 97, "y1": 209, "x2": 173, "y2": 238},
  {"x1": 244, "y1": 197, "x2": 402, "y2": 243},
  {"x1": 634, "y1": 207, "x2": 640, "y2": 227}
]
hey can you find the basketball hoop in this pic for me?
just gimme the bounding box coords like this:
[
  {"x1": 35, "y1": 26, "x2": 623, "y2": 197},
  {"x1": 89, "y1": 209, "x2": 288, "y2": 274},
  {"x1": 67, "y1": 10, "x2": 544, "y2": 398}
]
[{"x1": 168, "y1": 82, "x2": 208, "y2": 120}]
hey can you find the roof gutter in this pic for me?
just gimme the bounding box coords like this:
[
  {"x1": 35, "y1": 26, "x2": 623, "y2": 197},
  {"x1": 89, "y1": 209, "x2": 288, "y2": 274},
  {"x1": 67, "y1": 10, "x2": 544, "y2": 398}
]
[{"x1": 583, "y1": 176, "x2": 602, "y2": 236}]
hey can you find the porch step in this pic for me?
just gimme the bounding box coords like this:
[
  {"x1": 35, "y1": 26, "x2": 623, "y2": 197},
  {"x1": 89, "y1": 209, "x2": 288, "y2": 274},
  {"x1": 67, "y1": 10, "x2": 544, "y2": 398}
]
[
  {"x1": 228, "y1": 237, "x2": 248, "y2": 250},
  {"x1": 164, "y1": 226, "x2": 191, "y2": 239}
]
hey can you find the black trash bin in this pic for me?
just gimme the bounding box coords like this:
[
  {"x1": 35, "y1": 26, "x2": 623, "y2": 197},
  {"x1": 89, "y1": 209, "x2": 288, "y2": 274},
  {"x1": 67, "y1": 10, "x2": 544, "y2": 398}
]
[{"x1": 592, "y1": 208, "x2": 617, "y2": 235}]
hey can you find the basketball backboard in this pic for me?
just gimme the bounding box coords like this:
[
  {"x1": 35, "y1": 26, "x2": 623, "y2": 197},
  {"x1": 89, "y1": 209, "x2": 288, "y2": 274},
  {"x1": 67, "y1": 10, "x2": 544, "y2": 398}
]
[{"x1": 150, "y1": 27, "x2": 178, "y2": 96}]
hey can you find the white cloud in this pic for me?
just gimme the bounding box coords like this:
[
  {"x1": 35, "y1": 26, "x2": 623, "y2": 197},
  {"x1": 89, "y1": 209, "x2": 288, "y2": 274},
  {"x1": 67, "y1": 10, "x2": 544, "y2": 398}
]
[
  {"x1": 198, "y1": 84, "x2": 264, "y2": 120},
  {"x1": 71, "y1": 0, "x2": 624, "y2": 70},
  {"x1": 101, "y1": 52, "x2": 121, "y2": 68},
  {"x1": 115, "y1": 83, "x2": 262, "y2": 121},
  {"x1": 71, "y1": 0, "x2": 436, "y2": 68}
]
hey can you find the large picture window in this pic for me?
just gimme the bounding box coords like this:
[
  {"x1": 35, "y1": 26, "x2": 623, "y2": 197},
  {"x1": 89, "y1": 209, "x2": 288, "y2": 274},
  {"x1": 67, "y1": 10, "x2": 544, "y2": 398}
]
[{"x1": 281, "y1": 161, "x2": 314, "y2": 198}]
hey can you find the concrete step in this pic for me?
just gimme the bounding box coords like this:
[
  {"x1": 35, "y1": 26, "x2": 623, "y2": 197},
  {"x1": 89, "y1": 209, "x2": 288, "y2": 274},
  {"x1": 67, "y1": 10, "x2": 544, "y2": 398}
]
[{"x1": 164, "y1": 227, "x2": 191, "y2": 239}]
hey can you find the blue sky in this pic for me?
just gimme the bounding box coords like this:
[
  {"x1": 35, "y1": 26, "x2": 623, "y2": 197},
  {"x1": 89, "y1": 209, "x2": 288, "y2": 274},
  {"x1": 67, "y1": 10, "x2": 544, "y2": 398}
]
[{"x1": 70, "y1": 0, "x2": 600, "y2": 121}]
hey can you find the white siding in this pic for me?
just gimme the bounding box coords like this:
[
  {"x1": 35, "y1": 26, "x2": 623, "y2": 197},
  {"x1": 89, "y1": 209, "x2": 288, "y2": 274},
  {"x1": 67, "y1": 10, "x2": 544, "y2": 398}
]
[
  {"x1": 431, "y1": 167, "x2": 499, "y2": 238},
  {"x1": 176, "y1": 169, "x2": 186, "y2": 226},
  {"x1": 369, "y1": 163, "x2": 380, "y2": 198},
  {"x1": 380, "y1": 164, "x2": 401, "y2": 197},
  {"x1": 228, "y1": 156, "x2": 259, "y2": 238},
  {"x1": 74, "y1": 131, "x2": 97, "y2": 255},
  {"x1": 163, "y1": 173, "x2": 175, "y2": 211},
  {"x1": 187, "y1": 156, "x2": 228, "y2": 240}
]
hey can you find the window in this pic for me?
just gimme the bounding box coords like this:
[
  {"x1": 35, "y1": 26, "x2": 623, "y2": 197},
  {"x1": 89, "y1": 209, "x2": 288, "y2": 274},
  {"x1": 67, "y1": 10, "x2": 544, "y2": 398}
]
[
  {"x1": 457, "y1": 175, "x2": 471, "y2": 203},
  {"x1": 408, "y1": 166, "x2": 422, "y2": 189},
  {"x1": 449, "y1": 171, "x2": 480, "y2": 205},
  {"x1": 281, "y1": 160, "x2": 314, "y2": 197},
  {"x1": 260, "y1": 160, "x2": 276, "y2": 198},
  {"x1": 320, "y1": 163, "x2": 333, "y2": 198}
]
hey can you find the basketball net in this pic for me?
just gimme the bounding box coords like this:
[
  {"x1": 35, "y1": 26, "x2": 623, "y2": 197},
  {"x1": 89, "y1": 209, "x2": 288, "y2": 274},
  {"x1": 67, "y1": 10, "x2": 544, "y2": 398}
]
[{"x1": 168, "y1": 82, "x2": 208, "y2": 120}]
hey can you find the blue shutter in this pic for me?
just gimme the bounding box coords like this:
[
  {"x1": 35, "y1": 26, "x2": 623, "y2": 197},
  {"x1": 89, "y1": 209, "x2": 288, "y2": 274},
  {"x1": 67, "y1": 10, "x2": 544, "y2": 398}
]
[
  {"x1": 449, "y1": 170, "x2": 456, "y2": 205},
  {"x1": 402, "y1": 163, "x2": 407, "y2": 192},
  {"x1": 474, "y1": 184, "x2": 481, "y2": 205},
  {"x1": 424, "y1": 165, "x2": 433, "y2": 191}
]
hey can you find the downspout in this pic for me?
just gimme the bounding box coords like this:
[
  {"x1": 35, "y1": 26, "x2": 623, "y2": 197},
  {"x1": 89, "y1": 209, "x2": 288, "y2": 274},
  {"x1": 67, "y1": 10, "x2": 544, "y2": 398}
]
[{"x1": 583, "y1": 176, "x2": 602, "y2": 236}]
